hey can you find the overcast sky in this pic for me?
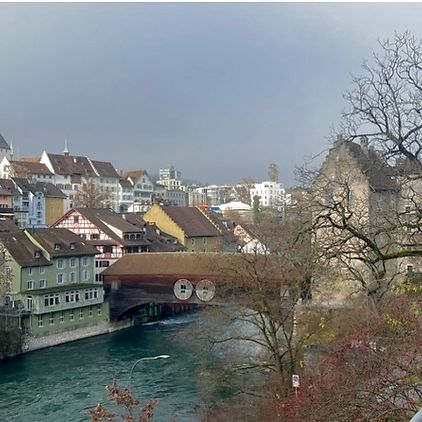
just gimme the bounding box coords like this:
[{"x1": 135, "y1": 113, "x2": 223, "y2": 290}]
[{"x1": 1, "y1": 3, "x2": 422, "y2": 186}]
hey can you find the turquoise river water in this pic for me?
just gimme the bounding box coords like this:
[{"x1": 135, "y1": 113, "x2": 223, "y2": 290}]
[{"x1": 0, "y1": 313, "x2": 208, "y2": 422}]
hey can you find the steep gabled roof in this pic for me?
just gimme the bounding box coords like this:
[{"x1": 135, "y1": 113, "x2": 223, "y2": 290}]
[
  {"x1": 25, "y1": 228, "x2": 99, "y2": 258},
  {"x1": 12, "y1": 178, "x2": 66, "y2": 198},
  {"x1": 119, "y1": 178, "x2": 133, "y2": 188},
  {"x1": 90, "y1": 160, "x2": 120, "y2": 178},
  {"x1": 161, "y1": 206, "x2": 221, "y2": 238},
  {"x1": 46, "y1": 153, "x2": 96, "y2": 177},
  {"x1": 10, "y1": 160, "x2": 53, "y2": 176},
  {"x1": 0, "y1": 134, "x2": 10, "y2": 150},
  {"x1": 57, "y1": 208, "x2": 149, "y2": 247},
  {"x1": 0, "y1": 231, "x2": 51, "y2": 267},
  {"x1": 122, "y1": 170, "x2": 149, "y2": 184},
  {"x1": 0, "y1": 219, "x2": 20, "y2": 233},
  {"x1": 345, "y1": 142, "x2": 396, "y2": 190},
  {"x1": 33, "y1": 182, "x2": 67, "y2": 198},
  {"x1": 11, "y1": 178, "x2": 37, "y2": 194},
  {"x1": 0, "y1": 178, "x2": 20, "y2": 196}
]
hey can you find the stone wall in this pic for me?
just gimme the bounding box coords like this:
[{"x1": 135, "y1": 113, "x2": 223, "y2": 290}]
[{"x1": 25, "y1": 319, "x2": 132, "y2": 352}]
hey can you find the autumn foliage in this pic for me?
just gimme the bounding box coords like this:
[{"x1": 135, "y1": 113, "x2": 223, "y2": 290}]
[{"x1": 89, "y1": 380, "x2": 158, "y2": 422}]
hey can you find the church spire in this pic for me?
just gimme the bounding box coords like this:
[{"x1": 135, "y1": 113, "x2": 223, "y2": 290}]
[{"x1": 64, "y1": 138, "x2": 70, "y2": 156}]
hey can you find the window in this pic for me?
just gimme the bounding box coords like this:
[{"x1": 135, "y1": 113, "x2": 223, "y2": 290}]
[
  {"x1": 82, "y1": 257, "x2": 89, "y2": 266},
  {"x1": 27, "y1": 267, "x2": 33, "y2": 276},
  {"x1": 69, "y1": 310, "x2": 74, "y2": 321},
  {"x1": 97, "y1": 304, "x2": 102, "y2": 315},
  {"x1": 83, "y1": 270, "x2": 89, "y2": 282},
  {"x1": 70, "y1": 257, "x2": 77, "y2": 268},
  {"x1": 203, "y1": 238, "x2": 207, "y2": 245},
  {"x1": 90, "y1": 233, "x2": 99, "y2": 240},
  {"x1": 88, "y1": 306, "x2": 93, "y2": 317},
  {"x1": 191, "y1": 238, "x2": 195, "y2": 245},
  {"x1": 60, "y1": 311, "x2": 64, "y2": 323},
  {"x1": 69, "y1": 271, "x2": 77, "y2": 283},
  {"x1": 39, "y1": 279, "x2": 47, "y2": 289},
  {"x1": 407, "y1": 265, "x2": 414, "y2": 273},
  {"x1": 103, "y1": 245, "x2": 113, "y2": 254},
  {"x1": 57, "y1": 259, "x2": 65, "y2": 269},
  {"x1": 39, "y1": 266, "x2": 45, "y2": 274},
  {"x1": 70, "y1": 242, "x2": 76, "y2": 249},
  {"x1": 26, "y1": 296, "x2": 33, "y2": 311},
  {"x1": 27, "y1": 280, "x2": 35, "y2": 290},
  {"x1": 95, "y1": 260, "x2": 109, "y2": 268},
  {"x1": 49, "y1": 313, "x2": 54, "y2": 325},
  {"x1": 73, "y1": 216, "x2": 79, "y2": 224},
  {"x1": 44, "y1": 294, "x2": 60, "y2": 307},
  {"x1": 57, "y1": 273, "x2": 64, "y2": 284},
  {"x1": 54, "y1": 243, "x2": 61, "y2": 251},
  {"x1": 37, "y1": 315, "x2": 43, "y2": 327},
  {"x1": 79, "y1": 308, "x2": 84, "y2": 319},
  {"x1": 95, "y1": 274, "x2": 104, "y2": 283}
]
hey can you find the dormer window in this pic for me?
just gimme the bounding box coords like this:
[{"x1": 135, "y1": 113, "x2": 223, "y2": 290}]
[
  {"x1": 54, "y1": 243, "x2": 60, "y2": 251},
  {"x1": 34, "y1": 250, "x2": 42, "y2": 259},
  {"x1": 70, "y1": 242, "x2": 76, "y2": 249}
]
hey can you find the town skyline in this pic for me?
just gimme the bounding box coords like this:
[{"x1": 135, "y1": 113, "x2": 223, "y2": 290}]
[{"x1": 2, "y1": 3, "x2": 422, "y2": 186}]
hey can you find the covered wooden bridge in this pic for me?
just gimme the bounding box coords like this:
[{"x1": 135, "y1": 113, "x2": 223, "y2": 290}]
[{"x1": 102, "y1": 252, "x2": 289, "y2": 320}]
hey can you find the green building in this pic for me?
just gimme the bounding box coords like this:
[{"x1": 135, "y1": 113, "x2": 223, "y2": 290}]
[{"x1": 0, "y1": 227, "x2": 109, "y2": 339}]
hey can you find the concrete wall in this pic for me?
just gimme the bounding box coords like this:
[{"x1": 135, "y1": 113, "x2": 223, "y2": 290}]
[{"x1": 24, "y1": 318, "x2": 133, "y2": 352}]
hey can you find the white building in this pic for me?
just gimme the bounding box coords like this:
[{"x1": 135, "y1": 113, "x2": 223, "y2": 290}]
[{"x1": 250, "y1": 181, "x2": 285, "y2": 210}]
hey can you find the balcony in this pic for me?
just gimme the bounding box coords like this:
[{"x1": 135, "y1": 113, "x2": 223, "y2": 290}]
[{"x1": 29, "y1": 288, "x2": 105, "y2": 314}]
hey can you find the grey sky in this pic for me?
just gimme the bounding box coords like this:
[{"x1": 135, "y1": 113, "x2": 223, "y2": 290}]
[{"x1": 1, "y1": 3, "x2": 422, "y2": 186}]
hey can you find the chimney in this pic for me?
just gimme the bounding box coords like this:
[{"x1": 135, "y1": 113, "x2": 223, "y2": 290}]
[{"x1": 360, "y1": 136, "x2": 369, "y2": 153}]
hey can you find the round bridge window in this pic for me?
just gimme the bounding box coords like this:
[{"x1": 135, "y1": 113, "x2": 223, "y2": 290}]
[
  {"x1": 195, "y1": 279, "x2": 216, "y2": 302},
  {"x1": 174, "y1": 279, "x2": 193, "y2": 300}
]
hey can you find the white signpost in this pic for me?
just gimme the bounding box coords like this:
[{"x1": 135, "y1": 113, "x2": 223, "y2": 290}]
[{"x1": 292, "y1": 374, "x2": 300, "y2": 397}]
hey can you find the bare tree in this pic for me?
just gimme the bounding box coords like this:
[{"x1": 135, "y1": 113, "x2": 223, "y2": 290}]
[
  {"x1": 232, "y1": 178, "x2": 255, "y2": 206},
  {"x1": 74, "y1": 180, "x2": 114, "y2": 209},
  {"x1": 342, "y1": 32, "x2": 422, "y2": 170},
  {"x1": 192, "y1": 213, "x2": 329, "y2": 411}
]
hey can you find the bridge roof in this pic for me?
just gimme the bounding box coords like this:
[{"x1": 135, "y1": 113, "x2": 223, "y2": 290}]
[{"x1": 102, "y1": 252, "x2": 292, "y2": 283}]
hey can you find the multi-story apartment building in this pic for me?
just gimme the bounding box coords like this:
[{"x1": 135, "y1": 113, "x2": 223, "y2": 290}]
[
  {"x1": 194, "y1": 185, "x2": 233, "y2": 206},
  {"x1": 153, "y1": 183, "x2": 187, "y2": 207},
  {"x1": 12, "y1": 178, "x2": 66, "y2": 228},
  {"x1": 40, "y1": 149, "x2": 120, "y2": 212},
  {"x1": 250, "y1": 181, "x2": 285, "y2": 211},
  {"x1": 121, "y1": 170, "x2": 154, "y2": 213},
  {"x1": 157, "y1": 166, "x2": 185, "y2": 191},
  {"x1": 0, "y1": 158, "x2": 55, "y2": 182},
  {"x1": 1, "y1": 228, "x2": 107, "y2": 338},
  {"x1": 52, "y1": 208, "x2": 151, "y2": 282},
  {"x1": 118, "y1": 178, "x2": 134, "y2": 213}
]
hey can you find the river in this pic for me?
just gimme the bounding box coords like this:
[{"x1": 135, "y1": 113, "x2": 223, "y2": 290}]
[{"x1": 0, "y1": 312, "x2": 208, "y2": 422}]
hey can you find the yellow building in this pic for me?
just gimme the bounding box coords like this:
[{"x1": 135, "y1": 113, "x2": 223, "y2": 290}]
[
  {"x1": 45, "y1": 196, "x2": 65, "y2": 226},
  {"x1": 143, "y1": 204, "x2": 224, "y2": 252}
]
